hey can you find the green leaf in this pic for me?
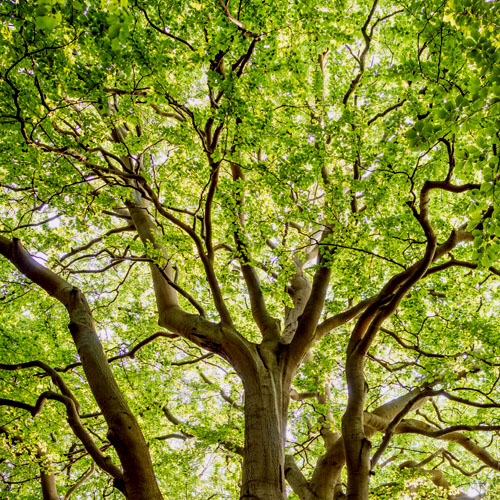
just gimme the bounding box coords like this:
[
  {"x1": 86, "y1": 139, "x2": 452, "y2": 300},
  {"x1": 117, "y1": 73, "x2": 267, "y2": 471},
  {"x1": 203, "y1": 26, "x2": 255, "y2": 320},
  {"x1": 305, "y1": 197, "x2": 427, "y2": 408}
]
[
  {"x1": 35, "y1": 15, "x2": 59, "y2": 30},
  {"x1": 109, "y1": 23, "x2": 121, "y2": 39},
  {"x1": 483, "y1": 166, "x2": 493, "y2": 181}
]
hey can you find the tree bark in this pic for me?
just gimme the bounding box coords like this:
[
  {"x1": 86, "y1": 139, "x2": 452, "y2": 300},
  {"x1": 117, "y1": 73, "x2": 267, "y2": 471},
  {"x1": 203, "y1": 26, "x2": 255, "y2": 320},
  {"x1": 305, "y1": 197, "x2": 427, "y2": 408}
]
[
  {"x1": 39, "y1": 461, "x2": 59, "y2": 500},
  {"x1": 342, "y1": 353, "x2": 371, "y2": 500},
  {"x1": 239, "y1": 347, "x2": 289, "y2": 500}
]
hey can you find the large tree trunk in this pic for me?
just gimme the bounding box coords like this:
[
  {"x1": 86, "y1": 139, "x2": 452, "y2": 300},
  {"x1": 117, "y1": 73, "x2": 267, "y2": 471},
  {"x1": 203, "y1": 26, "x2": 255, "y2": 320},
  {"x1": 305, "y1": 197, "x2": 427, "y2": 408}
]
[{"x1": 240, "y1": 352, "x2": 289, "y2": 500}]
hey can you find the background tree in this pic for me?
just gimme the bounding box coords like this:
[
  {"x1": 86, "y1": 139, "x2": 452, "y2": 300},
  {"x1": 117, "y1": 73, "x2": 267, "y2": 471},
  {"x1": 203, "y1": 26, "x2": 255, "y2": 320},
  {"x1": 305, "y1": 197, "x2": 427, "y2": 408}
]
[{"x1": 1, "y1": 0, "x2": 500, "y2": 499}]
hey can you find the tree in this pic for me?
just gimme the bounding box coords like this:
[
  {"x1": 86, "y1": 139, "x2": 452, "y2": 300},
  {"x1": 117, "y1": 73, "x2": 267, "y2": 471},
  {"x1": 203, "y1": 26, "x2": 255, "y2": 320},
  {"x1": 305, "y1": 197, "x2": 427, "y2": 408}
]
[{"x1": 0, "y1": 0, "x2": 499, "y2": 498}]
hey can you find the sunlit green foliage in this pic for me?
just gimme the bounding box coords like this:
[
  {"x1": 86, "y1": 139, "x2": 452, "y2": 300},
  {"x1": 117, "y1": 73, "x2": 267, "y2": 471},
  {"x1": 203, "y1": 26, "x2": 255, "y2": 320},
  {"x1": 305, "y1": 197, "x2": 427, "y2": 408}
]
[{"x1": 1, "y1": 0, "x2": 500, "y2": 498}]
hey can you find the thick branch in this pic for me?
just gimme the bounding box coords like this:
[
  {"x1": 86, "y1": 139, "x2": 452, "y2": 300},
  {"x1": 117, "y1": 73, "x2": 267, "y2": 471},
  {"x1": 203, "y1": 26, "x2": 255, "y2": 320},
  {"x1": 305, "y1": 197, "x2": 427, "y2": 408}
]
[
  {"x1": 204, "y1": 162, "x2": 221, "y2": 263},
  {"x1": 305, "y1": 386, "x2": 434, "y2": 499},
  {"x1": 282, "y1": 262, "x2": 312, "y2": 343},
  {"x1": 132, "y1": 185, "x2": 235, "y2": 326},
  {"x1": 286, "y1": 228, "x2": 333, "y2": 372},
  {"x1": 398, "y1": 418, "x2": 500, "y2": 471},
  {"x1": 284, "y1": 455, "x2": 312, "y2": 499},
  {"x1": 150, "y1": 103, "x2": 187, "y2": 122},
  {"x1": 0, "y1": 235, "x2": 164, "y2": 499},
  {"x1": 315, "y1": 295, "x2": 378, "y2": 340}
]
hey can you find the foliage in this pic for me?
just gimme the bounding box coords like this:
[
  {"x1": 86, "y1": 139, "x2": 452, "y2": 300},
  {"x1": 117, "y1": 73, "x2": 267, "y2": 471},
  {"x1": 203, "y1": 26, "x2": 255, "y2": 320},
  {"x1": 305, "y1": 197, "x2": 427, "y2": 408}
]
[{"x1": 0, "y1": 0, "x2": 500, "y2": 498}]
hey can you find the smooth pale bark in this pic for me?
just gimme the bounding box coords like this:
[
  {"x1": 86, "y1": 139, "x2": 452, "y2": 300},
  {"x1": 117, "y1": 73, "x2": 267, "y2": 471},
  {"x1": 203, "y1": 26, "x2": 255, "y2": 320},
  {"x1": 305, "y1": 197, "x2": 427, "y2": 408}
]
[
  {"x1": 127, "y1": 202, "x2": 179, "y2": 310},
  {"x1": 308, "y1": 451, "x2": 343, "y2": 500},
  {"x1": 241, "y1": 393, "x2": 286, "y2": 498},
  {"x1": 235, "y1": 344, "x2": 290, "y2": 500}
]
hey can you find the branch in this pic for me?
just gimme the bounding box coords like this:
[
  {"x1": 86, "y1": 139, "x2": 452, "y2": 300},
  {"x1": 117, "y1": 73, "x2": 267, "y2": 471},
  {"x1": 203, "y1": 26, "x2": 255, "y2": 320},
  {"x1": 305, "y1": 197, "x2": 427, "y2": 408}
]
[
  {"x1": 103, "y1": 87, "x2": 149, "y2": 96},
  {"x1": 411, "y1": 423, "x2": 500, "y2": 438},
  {"x1": 57, "y1": 331, "x2": 178, "y2": 372},
  {"x1": 304, "y1": 378, "x2": 488, "y2": 499},
  {"x1": 0, "y1": 236, "x2": 71, "y2": 303},
  {"x1": 162, "y1": 405, "x2": 243, "y2": 455},
  {"x1": 317, "y1": 385, "x2": 340, "y2": 450},
  {"x1": 230, "y1": 162, "x2": 279, "y2": 342},
  {"x1": 371, "y1": 389, "x2": 434, "y2": 470},
  {"x1": 217, "y1": 0, "x2": 260, "y2": 38},
  {"x1": 290, "y1": 389, "x2": 317, "y2": 401},
  {"x1": 154, "y1": 433, "x2": 188, "y2": 441},
  {"x1": 282, "y1": 264, "x2": 312, "y2": 343},
  {"x1": 398, "y1": 418, "x2": 500, "y2": 471},
  {"x1": 367, "y1": 99, "x2": 406, "y2": 125},
  {"x1": 306, "y1": 386, "x2": 435, "y2": 500},
  {"x1": 150, "y1": 103, "x2": 186, "y2": 122},
  {"x1": 199, "y1": 371, "x2": 243, "y2": 410},
  {"x1": 154, "y1": 263, "x2": 207, "y2": 317},
  {"x1": 333, "y1": 195, "x2": 474, "y2": 493},
  {"x1": 380, "y1": 326, "x2": 466, "y2": 359},
  {"x1": 0, "y1": 398, "x2": 35, "y2": 414},
  {"x1": 320, "y1": 241, "x2": 406, "y2": 269},
  {"x1": 315, "y1": 295, "x2": 378, "y2": 339},
  {"x1": 0, "y1": 392, "x2": 123, "y2": 480},
  {"x1": 63, "y1": 462, "x2": 95, "y2": 500},
  {"x1": 172, "y1": 353, "x2": 214, "y2": 366},
  {"x1": 432, "y1": 389, "x2": 500, "y2": 409},
  {"x1": 287, "y1": 228, "x2": 334, "y2": 371},
  {"x1": 399, "y1": 450, "x2": 452, "y2": 490},
  {"x1": 134, "y1": 1, "x2": 196, "y2": 51},
  {"x1": 0, "y1": 360, "x2": 80, "y2": 412},
  {"x1": 204, "y1": 162, "x2": 221, "y2": 263},
  {"x1": 342, "y1": 0, "x2": 379, "y2": 105},
  {"x1": 325, "y1": 224, "x2": 472, "y2": 346},
  {"x1": 284, "y1": 455, "x2": 312, "y2": 499},
  {"x1": 59, "y1": 224, "x2": 135, "y2": 262},
  {"x1": 129, "y1": 188, "x2": 235, "y2": 327},
  {"x1": 343, "y1": 6, "x2": 404, "y2": 106},
  {"x1": 235, "y1": 37, "x2": 259, "y2": 77},
  {"x1": 125, "y1": 201, "x2": 243, "y2": 357},
  {"x1": 426, "y1": 258, "x2": 500, "y2": 278}
]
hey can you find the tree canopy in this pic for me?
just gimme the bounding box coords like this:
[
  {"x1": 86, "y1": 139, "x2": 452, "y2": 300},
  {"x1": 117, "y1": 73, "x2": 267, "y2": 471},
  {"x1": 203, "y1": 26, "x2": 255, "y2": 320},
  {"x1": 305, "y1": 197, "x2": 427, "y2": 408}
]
[{"x1": 1, "y1": 0, "x2": 500, "y2": 498}]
